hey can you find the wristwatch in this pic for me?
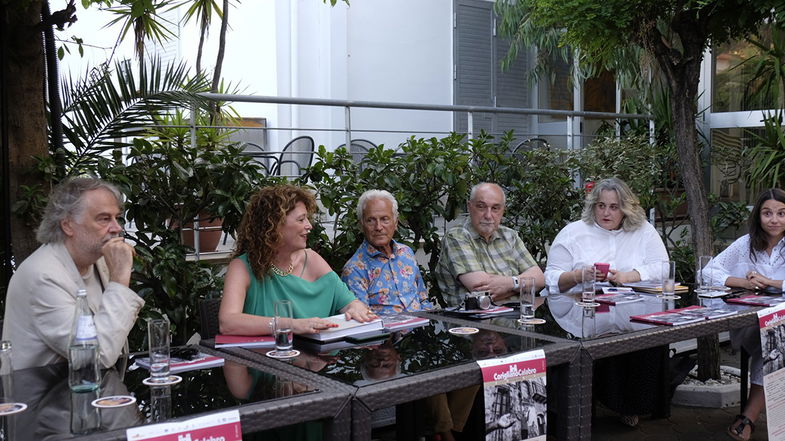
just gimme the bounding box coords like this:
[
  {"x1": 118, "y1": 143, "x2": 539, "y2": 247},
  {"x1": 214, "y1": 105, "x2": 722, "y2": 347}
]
[{"x1": 512, "y1": 276, "x2": 520, "y2": 290}]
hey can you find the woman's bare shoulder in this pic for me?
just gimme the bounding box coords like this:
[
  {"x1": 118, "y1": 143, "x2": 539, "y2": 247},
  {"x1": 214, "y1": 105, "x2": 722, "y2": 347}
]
[{"x1": 304, "y1": 248, "x2": 334, "y2": 278}]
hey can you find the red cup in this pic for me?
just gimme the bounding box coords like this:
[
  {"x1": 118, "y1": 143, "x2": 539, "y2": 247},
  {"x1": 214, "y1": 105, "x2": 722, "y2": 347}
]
[{"x1": 594, "y1": 262, "x2": 610, "y2": 278}]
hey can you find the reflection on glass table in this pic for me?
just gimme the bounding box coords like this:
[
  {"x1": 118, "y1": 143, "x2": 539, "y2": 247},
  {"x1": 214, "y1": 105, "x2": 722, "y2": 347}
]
[
  {"x1": 546, "y1": 293, "x2": 752, "y2": 339},
  {"x1": 0, "y1": 357, "x2": 317, "y2": 440},
  {"x1": 258, "y1": 318, "x2": 553, "y2": 387},
  {"x1": 548, "y1": 293, "x2": 668, "y2": 339}
]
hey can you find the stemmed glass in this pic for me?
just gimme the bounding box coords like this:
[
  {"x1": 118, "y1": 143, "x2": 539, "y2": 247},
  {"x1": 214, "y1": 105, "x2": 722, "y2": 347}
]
[{"x1": 267, "y1": 300, "x2": 299, "y2": 359}]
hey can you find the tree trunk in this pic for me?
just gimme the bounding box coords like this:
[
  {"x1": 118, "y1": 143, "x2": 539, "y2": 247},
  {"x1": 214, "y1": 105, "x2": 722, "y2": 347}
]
[
  {"x1": 195, "y1": 25, "x2": 206, "y2": 74},
  {"x1": 209, "y1": 0, "x2": 229, "y2": 122},
  {"x1": 669, "y1": 83, "x2": 713, "y2": 256},
  {"x1": 5, "y1": 1, "x2": 48, "y2": 266},
  {"x1": 667, "y1": 71, "x2": 721, "y2": 382},
  {"x1": 211, "y1": 0, "x2": 229, "y2": 93},
  {"x1": 642, "y1": 13, "x2": 720, "y2": 380}
]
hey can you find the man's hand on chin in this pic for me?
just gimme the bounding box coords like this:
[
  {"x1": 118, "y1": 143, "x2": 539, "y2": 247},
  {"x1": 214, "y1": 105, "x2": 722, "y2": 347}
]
[{"x1": 102, "y1": 237, "x2": 134, "y2": 286}]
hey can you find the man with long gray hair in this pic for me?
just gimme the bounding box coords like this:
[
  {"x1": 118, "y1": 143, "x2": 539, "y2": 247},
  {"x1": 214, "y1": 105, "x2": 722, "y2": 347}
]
[{"x1": 3, "y1": 177, "x2": 145, "y2": 370}]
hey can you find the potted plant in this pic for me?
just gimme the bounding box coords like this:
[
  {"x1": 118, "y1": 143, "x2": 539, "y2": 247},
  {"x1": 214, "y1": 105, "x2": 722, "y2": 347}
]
[{"x1": 124, "y1": 109, "x2": 267, "y2": 252}]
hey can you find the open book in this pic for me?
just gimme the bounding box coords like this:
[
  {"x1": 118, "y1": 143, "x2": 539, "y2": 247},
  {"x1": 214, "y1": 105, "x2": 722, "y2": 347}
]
[
  {"x1": 297, "y1": 314, "x2": 384, "y2": 342},
  {"x1": 214, "y1": 334, "x2": 275, "y2": 348},
  {"x1": 630, "y1": 305, "x2": 737, "y2": 326}
]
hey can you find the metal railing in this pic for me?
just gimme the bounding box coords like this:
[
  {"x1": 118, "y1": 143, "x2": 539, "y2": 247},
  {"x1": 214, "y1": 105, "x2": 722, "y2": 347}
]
[
  {"x1": 198, "y1": 93, "x2": 655, "y2": 152},
  {"x1": 185, "y1": 93, "x2": 655, "y2": 259}
]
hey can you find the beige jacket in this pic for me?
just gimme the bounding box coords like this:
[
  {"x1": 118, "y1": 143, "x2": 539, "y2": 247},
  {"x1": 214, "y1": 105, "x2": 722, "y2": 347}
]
[{"x1": 3, "y1": 243, "x2": 144, "y2": 370}]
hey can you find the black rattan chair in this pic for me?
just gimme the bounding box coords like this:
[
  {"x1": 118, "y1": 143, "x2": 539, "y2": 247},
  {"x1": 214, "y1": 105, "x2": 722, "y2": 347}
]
[{"x1": 199, "y1": 297, "x2": 222, "y2": 339}]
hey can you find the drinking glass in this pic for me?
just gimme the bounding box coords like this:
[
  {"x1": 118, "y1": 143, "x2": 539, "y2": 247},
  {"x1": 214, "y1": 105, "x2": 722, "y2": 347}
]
[
  {"x1": 0, "y1": 341, "x2": 12, "y2": 402},
  {"x1": 518, "y1": 276, "x2": 538, "y2": 324},
  {"x1": 696, "y1": 255, "x2": 712, "y2": 294},
  {"x1": 269, "y1": 300, "x2": 296, "y2": 358},
  {"x1": 660, "y1": 260, "x2": 678, "y2": 299},
  {"x1": 150, "y1": 385, "x2": 172, "y2": 422},
  {"x1": 578, "y1": 265, "x2": 598, "y2": 307},
  {"x1": 147, "y1": 318, "x2": 171, "y2": 384}
]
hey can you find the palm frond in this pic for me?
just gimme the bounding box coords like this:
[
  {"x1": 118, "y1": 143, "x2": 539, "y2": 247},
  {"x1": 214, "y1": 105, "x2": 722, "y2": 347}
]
[{"x1": 58, "y1": 57, "x2": 211, "y2": 174}]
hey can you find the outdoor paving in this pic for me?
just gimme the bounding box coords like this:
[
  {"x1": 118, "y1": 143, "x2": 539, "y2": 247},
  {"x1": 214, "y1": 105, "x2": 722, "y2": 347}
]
[
  {"x1": 592, "y1": 342, "x2": 768, "y2": 440},
  {"x1": 593, "y1": 403, "x2": 768, "y2": 440}
]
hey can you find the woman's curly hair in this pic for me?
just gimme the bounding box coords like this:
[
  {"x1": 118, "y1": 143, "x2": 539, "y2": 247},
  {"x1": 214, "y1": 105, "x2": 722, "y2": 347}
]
[{"x1": 233, "y1": 184, "x2": 317, "y2": 280}]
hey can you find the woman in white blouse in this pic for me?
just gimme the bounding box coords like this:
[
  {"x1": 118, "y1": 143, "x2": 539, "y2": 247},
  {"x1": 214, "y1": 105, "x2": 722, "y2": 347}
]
[
  {"x1": 545, "y1": 177, "x2": 668, "y2": 294},
  {"x1": 544, "y1": 178, "x2": 670, "y2": 427},
  {"x1": 704, "y1": 188, "x2": 785, "y2": 441}
]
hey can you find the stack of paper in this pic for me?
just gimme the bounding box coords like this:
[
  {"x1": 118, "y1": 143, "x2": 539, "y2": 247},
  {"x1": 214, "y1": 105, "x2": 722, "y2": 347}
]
[
  {"x1": 135, "y1": 352, "x2": 224, "y2": 373},
  {"x1": 624, "y1": 281, "x2": 689, "y2": 294},
  {"x1": 381, "y1": 314, "x2": 430, "y2": 332},
  {"x1": 630, "y1": 305, "x2": 738, "y2": 326},
  {"x1": 214, "y1": 335, "x2": 275, "y2": 348},
  {"x1": 595, "y1": 293, "x2": 644, "y2": 305},
  {"x1": 726, "y1": 295, "x2": 785, "y2": 307}
]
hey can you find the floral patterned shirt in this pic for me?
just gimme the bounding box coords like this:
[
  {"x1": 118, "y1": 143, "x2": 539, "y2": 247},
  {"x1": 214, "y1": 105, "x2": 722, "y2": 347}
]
[{"x1": 341, "y1": 239, "x2": 434, "y2": 314}]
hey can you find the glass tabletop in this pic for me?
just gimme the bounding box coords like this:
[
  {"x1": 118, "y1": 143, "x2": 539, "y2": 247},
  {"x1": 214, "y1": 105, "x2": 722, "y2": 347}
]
[
  {"x1": 452, "y1": 293, "x2": 757, "y2": 342},
  {"x1": 255, "y1": 316, "x2": 558, "y2": 388},
  {"x1": 0, "y1": 356, "x2": 316, "y2": 440}
]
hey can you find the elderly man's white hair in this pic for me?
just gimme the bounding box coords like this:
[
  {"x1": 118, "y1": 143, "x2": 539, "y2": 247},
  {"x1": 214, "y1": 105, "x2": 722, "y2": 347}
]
[
  {"x1": 469, "y1": 182, "x2": 506, "y2": 205},
  {"x1": 356, "y1": 189, "x2": 399, "y2": 221}
]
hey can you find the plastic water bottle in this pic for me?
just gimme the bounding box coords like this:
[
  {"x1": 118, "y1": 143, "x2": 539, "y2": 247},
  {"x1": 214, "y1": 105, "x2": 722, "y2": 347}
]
[{"x1": 68, "y1": 289, "x2": 100, "y2": 392}]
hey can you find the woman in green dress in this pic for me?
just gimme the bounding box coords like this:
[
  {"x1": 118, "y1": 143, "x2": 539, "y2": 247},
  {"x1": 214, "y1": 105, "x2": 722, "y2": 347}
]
[{"x1": 219, "y1": 184, "x2": 376, "y2": 335}]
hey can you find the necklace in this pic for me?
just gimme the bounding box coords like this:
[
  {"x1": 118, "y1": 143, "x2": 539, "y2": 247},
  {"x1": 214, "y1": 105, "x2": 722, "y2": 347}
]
[{"x1": 270, "y1": 261, "x2": 294, "y2": 277}]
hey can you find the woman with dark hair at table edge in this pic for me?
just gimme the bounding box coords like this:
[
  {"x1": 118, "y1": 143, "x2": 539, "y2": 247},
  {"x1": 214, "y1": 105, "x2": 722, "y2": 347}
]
[
  {"x1": 219, "y1": 184, "x2": 376, "y2": 337},
  {"x1": 703, "y1": 188, "x2": 785, "y2": 441}
]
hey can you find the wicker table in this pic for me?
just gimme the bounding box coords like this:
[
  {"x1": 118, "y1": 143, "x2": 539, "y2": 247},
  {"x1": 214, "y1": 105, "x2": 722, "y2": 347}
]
[
  {"x1": 2, "y1": 345, "x2": 351, "y2": 440},
  {"x1": 215, "y1": 314, "x2": 582, "y2": 441},
  {"x1": 465, "y1": 293, "x2": 762, "y2": 441}
]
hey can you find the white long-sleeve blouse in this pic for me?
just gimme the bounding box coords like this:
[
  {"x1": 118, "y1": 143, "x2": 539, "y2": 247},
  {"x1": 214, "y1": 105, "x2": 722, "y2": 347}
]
[
  {"x1": 704, "y1": 234, "x2": 785, "y2": 290},
  {"x1": 544, "y1": 220, "x2": 669, "y2": 295}
]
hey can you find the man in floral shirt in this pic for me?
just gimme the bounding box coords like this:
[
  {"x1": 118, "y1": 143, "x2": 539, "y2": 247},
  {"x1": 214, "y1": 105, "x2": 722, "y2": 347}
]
[{"x1": 341, "y1": 190, "x2": 434, "y2": 314}]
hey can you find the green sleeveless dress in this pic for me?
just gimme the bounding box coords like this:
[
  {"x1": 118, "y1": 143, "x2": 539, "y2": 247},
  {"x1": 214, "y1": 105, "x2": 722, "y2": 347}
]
[{"x1": 239, "y1": 254, "x2": 356, "y2": 318}]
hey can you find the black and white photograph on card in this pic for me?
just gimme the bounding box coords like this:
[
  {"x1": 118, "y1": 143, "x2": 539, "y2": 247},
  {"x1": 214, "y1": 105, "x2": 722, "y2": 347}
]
[
  {"x1": 762, "y1": 322, "x2": 785, "y2": 376},
  {"x1": 477, "y1": 349, "x2": 547, "y2": 441},
  {"x1": 483, "y1": 376, "x2": 547, "y2": 440}
]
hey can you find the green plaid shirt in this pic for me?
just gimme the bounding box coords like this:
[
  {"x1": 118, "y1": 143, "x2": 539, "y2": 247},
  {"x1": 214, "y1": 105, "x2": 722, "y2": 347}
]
[{"x1": 436, "y1": 219, "x2": 537, "y2": 307}]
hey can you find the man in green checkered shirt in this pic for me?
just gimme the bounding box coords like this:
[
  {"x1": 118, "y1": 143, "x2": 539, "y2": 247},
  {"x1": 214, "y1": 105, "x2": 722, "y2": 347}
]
[{"x1": 436, "y1": 183, "x2": 545, "y2": 307}]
